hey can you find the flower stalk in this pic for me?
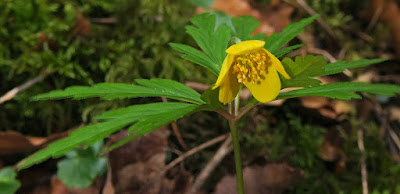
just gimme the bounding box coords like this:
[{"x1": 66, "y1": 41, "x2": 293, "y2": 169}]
[{"x1": 229, "y1": 94, "x2": 244, "y2": 194}]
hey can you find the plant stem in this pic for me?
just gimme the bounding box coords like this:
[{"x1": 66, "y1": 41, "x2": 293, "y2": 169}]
[{"x1": 229, "y1": 120, "x2": 244, "y2": 194}]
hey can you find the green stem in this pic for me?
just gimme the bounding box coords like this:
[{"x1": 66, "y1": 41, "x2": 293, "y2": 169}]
[{"x1": 229, "y1": 121, "x2": 244, "y2": 194}]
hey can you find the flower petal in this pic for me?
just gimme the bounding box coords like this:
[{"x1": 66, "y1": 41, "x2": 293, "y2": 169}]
[
  {"x1": 244, "y1": 63, "x2": 281, "y2": 103},
  {"x1": 263, "y1": 48, "x2": 290, "y2": 79},
  {"x1": 213, "y1": 54, "x2": 235, "y2": 89},
  {"x1": 226, "y1": 40, "x2": 265, "y2": 55},
  {"x1": 218, "y1": 69, "x2": 241, "y2": 104}
]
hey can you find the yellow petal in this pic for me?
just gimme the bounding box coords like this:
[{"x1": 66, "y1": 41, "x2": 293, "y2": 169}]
[
  {"x1": 213, "y1": 54, "x2": 235, "y2": 89},
  {"x1": 218, "y1": 70, "x2": 241, "y2": 104},
  {"x1": 263, "y1": 48, "x2": 290, "y2": 79},
  {"x1": 244, "y1": 63, "x2": 281, "y2": 103},
  {"x1": 226, "y1": 40, "x2": 265, "y2": 55}
]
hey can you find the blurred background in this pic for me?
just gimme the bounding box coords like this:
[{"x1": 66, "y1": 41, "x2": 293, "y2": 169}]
[{"x1": 0, "y1": 0, "x2": 400, "y2": 193}]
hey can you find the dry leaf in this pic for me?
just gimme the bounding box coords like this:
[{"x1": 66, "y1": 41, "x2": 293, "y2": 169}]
[
  {"x1": 319, "y1": 129, "x2": 346, "y2": 173},
  {"x1": 0, "y1": 130, "x2": 69, "y2": 155},
  {"x1": 214, "y1": 163, "x2": 304, "y2": 194},
  {"x1": 50, "y1": 176, "x2": 102, "y2": 194}
]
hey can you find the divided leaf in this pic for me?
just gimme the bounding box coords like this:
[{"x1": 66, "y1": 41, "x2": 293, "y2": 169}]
[
  {"x1": 281, "y1": 55, "x2": 327, "y2": 88},
  {"x1": 32, "y1": 78, "x2": 205, "y2": 104},
  {"x1": 169, "y1": 43, "x2": 219, "y2": 75},
  {"x1": 17, "y1": 102, "x2": 200, "y2": 170},
  {"x1": 186, "y1": 13, "x2": 231, "y2": 69},
  {"x1": 265, "y1": 15, "x2": 319, "y2": 53},
  {"x1": 319, "y1": 58, "x2": 388, "y2": 76},
  {"x1": 277, "y1": 82, "x2": 400, "y2": 100},
  {"x1": 231, "y1": 15, "x2": 263, "y2": 41},
  {"x1": 274, "y1": 44, "x2": 303, "y2": 58}
]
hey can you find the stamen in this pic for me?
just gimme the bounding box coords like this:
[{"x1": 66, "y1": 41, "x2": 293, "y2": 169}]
[{"x1": 231, "y1": 50, "x2": 269, "y2": 85}]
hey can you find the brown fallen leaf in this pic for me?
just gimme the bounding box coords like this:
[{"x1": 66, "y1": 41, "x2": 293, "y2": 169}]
[
  {"x1": 199, "y1": 0, "x2": 293, "y2": 36},
  {"x1": 50, "y1": 176, "x2": 102, "y2": 194},
  {"x1": 0, "y1": 130, "x2": 69, "y2": 155},
  {"x1": 107, "y1": 127, "x2": 193, "y2": 194},
  {"x1": 319, "y1": 129, "x2": 347, "y2": 173},
  {"x1": 364, "y1": 0, "x2": 400, "y2": 57},
  {"x1": 214, "y1": 162, "x2": 304, "y2": 194}
]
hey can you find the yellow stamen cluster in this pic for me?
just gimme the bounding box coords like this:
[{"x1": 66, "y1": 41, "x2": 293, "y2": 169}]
[{"x1": 232, "y1": 51, "x2": 268, "y2": 84}]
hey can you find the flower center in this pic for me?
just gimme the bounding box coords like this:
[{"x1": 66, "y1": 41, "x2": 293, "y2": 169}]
[{"x1": 232, "y1": 51, "x2": 269, "y2": 84}]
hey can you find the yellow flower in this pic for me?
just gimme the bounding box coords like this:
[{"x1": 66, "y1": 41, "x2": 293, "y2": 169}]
[{"x1": 212, "y1": 40, "x2": 290, "y2": 104}]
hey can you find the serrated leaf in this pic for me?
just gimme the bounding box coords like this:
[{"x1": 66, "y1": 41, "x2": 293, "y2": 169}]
[
  {"x1": 101, "y1": 102, "x2": 200, "y2": 152},
  {"x1": 281, "y1": 55, "x2": 327, "y2": 88},
  {"x1": 17, "y1": 119, "x2": 133, "y2": 170},
  {"x1": 212, "y1": 11, "x2": 235, "y2": 33},
  {"x1": 274, "y1": 44, "x2": 303, "y2": 58},
  {"x1": 265, "y1": 15, "x2": 319, "y2": 53},
  {"x1": 186, "y1": 13, "x2": 231, "y2": 69},
  {"x1": 95, "y1": 102, "x2": 198, "y2": 120},
  {"x1": 277, "y1": 82, "x2": 400, "y2": 100},
  {"x1": 0, "y1": 167, "x2": 20, "y2": 194},
  {"x1": 319, "y1": 58, "x2": 388, "y2": 76},
  {"x1": 17, "y1": 102, "x2": 200, "y2": 170},
  {"x1": 231, "y1": 15, "x2": 261, "y2": 41},
  {"x1": 199, "y1": 87, "x2": 223, "y2": 110},
  {"x1": 32, "y1": 78, "x2": 205, "y2": 104},
  {"x1": 169, "y1": 43, "x2": 219, "y2": 75},
  {"x1": 57, "y1": 141, "x2": 107, "y2": 189}
]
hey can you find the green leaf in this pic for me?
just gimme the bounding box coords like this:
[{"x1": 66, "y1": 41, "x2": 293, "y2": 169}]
[
  {"x1": 265, "y1": 15, "x2": 319, "y2": 53},
  {"x1": 273, "y1": 44, "x2": 303, "y2": 58},
  {"x1": 100, "y1": 102, "x2": 200, "y2": 152},
  {"x1": 281, "y1": 55, "x2": 327, "y2": 88},
  {"x1": 95, "y1": 102, "x2": 198, "y2": 121},
  {"x1": 57, "y1": 141, "x2": 107, "y2": 189},
  {"x1": 277, "y1": 82, "x2": 400, "y2": 100},
  {"x1": 17, "y1": 118, "x2": 134, "y2": 170},
  {"x1": 231, "y1": 16, "x2": 261, "y2": 41},
  {"x1": 212, "y1": 11, "x2": 235, "y2": 33},
  {"x1": 186, "y1": 13, "x2": 231, "y2": 69},
  {"x1": 17, "y1": 102, "x2": 200, "y2": 170},
  {"x1": 320, "y1": 58, "x2": 388, "y2": 76},
  {"x1": 32, "y1": 79, "x2": 205, "y2": 104},
  {"x1": 169, "y1": 43, "x2": 219, "y2": 75},
  {"x1": 199, "y1": 87, "x2": 223, "y2": 110},
  {"x1": 0, "y1": 167, "x2": 20, "y2": 194}
]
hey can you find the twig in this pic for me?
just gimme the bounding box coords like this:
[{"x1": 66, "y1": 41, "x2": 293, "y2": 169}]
[
  {"x1": 161, "y1": 97, "x2": 189, "y2": 150},
  {"x1": 307, "y1": 47, "x2": 337, "y2": 63},
  {"x1": 235, "y1": 102, "x2": 259, "y2": 121},
  {"x1": 0, "y1": 73, "x2": 48, "y2": 104},
  {"x1": 366, "y1": 5, "x2": 383, "y2": 32},
  {"x1": 388, "y1": 127, "x2": 400, "y2": 151},
  {"x1": 140, "y1": 134, "x2": 229, "y2": 192},
  {"x1": 189, "y1": 135, "x2": 233, "y2": 194},
  {"x1": 162, "y1": 134, "x2": 228, "y2": 175},
  {"x1": 295, "y1": 0, "x2": 339, "y2": 43},
  {"x1": 357, "y1": 128, "x2": 369, "y2": 194},
  {"x1": 90, "y1": 17, "x2": 117, "y2": 24}
]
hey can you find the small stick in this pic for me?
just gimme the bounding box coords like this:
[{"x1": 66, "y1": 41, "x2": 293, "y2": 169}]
[
  {"x1": 366, "y1": 5, "x2": 383, "y2": 32},
  {"x1": 357, "y1": 128, "x2": 369, "y2": 194},
  {"x1": 139, "y1": 134, "x2": 229, "y2": 192},
  {"x1": 307, "y1": 47, "x2": 337, "y2": 63},
  {"x1": 162, "y1": 134, "x2": 228, "y2": 175},
  {"x1": 0, "y1": 73, "x2": 48, "y2": 104},
  {"x1": 161, "y1": 97, "x2": 189, "y2": 150},
  {"x1": 295, "y1": 0, "x2": 339, "y2": 43},
  {"x1": 189, "y1": 135, "x2": 233, "y2": 194}
]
